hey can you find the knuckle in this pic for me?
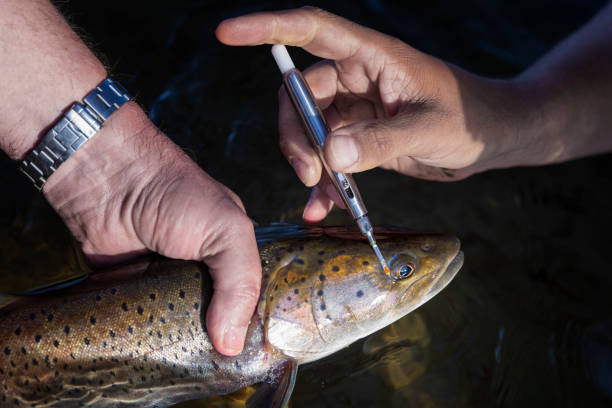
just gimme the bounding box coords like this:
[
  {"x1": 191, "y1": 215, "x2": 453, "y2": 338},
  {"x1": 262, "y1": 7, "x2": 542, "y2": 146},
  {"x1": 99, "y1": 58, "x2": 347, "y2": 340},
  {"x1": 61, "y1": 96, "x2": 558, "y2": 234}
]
[
  {"x1": 224, "y1": 213, "x2": 255, "y2": 241},
  {"x1": 364, "y1": 122, "x2": 392, "y2": 159}
]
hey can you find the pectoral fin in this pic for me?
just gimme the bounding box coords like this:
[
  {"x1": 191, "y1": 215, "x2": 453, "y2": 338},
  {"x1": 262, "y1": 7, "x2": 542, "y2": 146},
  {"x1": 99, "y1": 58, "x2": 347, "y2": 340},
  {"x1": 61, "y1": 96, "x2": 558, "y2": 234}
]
[{"x1": 247, "y1": 358, "x2": 298, "y2": 408}]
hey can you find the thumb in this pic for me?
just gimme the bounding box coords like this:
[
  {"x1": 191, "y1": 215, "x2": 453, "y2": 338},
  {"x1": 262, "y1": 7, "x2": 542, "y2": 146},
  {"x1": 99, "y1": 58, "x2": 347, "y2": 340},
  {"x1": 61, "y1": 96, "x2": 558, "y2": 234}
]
[
  {"x1": 324, "y1": 115, "x2": 428, "y2": 173},
  {"x1": 204, "y1": 218, "x2": 261, "y2": 356}
]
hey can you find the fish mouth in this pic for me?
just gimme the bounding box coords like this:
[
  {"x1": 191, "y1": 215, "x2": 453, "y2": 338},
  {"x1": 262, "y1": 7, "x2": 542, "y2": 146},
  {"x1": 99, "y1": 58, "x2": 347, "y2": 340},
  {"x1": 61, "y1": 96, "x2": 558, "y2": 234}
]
[
  {"x1": 393, "y1": 250, "x2": 463, "y2": 312},
  {"x1": 426, "y1": 250, "x2": 463, "y2": 297}
]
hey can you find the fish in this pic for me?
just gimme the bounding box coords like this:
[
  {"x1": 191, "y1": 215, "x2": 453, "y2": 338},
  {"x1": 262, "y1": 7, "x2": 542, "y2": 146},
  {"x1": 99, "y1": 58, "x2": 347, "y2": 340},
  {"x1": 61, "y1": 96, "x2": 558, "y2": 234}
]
[{"x1": 0, "y1": 225, "x2": 463, "y2": 407}]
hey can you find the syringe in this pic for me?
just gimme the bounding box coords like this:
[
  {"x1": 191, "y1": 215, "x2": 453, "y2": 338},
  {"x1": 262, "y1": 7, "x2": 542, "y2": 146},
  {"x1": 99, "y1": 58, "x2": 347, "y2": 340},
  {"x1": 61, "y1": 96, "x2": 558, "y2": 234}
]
[{"x1": 271, "y1": 44, "x2": 390, "y2": 275}]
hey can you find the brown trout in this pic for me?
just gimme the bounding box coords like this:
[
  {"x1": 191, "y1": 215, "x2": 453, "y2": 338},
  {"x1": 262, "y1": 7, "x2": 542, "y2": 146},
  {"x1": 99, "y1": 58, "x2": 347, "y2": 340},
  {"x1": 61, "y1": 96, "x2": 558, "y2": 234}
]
[{"x1": 0, "y1": 225, "x2": 463, "y2": 407}]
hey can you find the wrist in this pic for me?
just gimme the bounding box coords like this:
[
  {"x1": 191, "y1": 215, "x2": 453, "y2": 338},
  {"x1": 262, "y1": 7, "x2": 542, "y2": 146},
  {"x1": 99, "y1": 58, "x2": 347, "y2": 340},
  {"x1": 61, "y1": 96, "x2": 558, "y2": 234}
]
[
  {"x1": 3, "y1": 61, "x2": 107, "y2": 162},
  {"x1": 452, "y1": 70, "x2": 542, "y2": 172},
  {"x1": 42, "y1": 102, "x2": 165, "y2": 260}
]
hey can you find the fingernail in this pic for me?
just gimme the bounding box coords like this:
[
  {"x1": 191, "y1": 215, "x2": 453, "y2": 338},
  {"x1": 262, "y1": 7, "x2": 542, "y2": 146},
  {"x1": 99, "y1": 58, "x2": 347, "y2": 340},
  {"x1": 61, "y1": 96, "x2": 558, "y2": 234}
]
[
  {"x1": 223, "y1": 325, "x2": 247, "y2": 355},
  {"x1": 303, "y1": 186, "x2": 319, "y2": 219},
  {"x1": 328, "y1": 134, "x2": 358, "y2": 170},
  {"x1": 289, "y1": 157, "x2": 310, "y2": 184}
]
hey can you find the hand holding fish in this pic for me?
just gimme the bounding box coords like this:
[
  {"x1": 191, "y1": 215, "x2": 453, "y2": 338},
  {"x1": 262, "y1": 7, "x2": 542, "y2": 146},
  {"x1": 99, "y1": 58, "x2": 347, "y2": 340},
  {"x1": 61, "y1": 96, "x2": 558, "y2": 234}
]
[
  {"x1": 217, "y1": 6, "x2": 612, "y2": 222},
  {"x1": 0, "y1": 0, "x2": 260, "y2": 357}
]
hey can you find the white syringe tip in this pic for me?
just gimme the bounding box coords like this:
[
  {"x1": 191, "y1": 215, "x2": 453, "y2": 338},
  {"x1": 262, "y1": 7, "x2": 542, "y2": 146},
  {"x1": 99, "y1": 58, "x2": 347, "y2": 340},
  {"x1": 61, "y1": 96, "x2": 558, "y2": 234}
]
[{"x1": 271, "y1": 44, "x2": 295, "y2": 74}]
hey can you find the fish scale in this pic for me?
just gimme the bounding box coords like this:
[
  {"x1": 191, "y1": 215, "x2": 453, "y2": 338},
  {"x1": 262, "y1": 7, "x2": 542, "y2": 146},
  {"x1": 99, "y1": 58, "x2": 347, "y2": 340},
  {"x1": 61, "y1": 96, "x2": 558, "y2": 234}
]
[
  {"x1": 0, "y1": 260, "x2": 275, "y2": 407},
  {"x1": 0, "y1": 226, "x2": 463, "y2": 407}
]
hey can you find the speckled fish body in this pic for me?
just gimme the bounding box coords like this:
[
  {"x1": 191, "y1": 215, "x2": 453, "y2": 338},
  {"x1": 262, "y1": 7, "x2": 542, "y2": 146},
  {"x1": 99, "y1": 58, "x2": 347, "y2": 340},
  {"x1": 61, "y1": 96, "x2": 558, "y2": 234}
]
[{"x1": 0, "y1": 225, "x2": 463, "y2": 407}]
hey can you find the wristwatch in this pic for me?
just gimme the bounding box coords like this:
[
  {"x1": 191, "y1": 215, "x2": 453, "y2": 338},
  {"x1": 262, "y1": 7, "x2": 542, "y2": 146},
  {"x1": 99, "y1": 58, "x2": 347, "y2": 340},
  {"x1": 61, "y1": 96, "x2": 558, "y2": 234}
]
[{"x1": 19, "y1": 78, "x2": 131, "y2": 190}]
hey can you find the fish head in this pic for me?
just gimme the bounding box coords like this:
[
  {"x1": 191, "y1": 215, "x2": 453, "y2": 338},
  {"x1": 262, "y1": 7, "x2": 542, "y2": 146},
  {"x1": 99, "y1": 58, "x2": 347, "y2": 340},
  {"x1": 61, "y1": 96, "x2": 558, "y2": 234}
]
[{"x1": 260, "y1": 229, "x2": 463, "y2": 364}]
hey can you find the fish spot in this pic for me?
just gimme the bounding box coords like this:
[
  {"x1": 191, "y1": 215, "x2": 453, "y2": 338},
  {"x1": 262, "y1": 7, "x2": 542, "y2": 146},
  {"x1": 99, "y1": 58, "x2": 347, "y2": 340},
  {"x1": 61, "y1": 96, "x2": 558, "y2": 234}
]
[
  {"x1": 296, "y1": 259, "x2": 304, "y2": 264},
  {"x1": 47, "y1": 314, "x2": 54, "y2": 322},
  {"x1": 294, "y1": 289, "x2": 299, "y2": 294},
  {"x1": 356, "y1": 290, "x2": 364, "y2": 298},
  {"x1": 149, "y1": 315, "x2": 154, "y2": 323},
  {"x1": 110, "y1": 288, "x2": 117, "y2": 295},
  {"x1": 179, "y1": 290, "x2": 185, "y2": 299},
  {"x1": 168, "y1": 303, "x2": 174, "y2": 311},
  {"x1": 300, "y1": 277, "x2": 306, "y2": 282},
  {"x1": 332, "y1": 266, "x2": 339, "y2": 272},
  {"x1": 53, "y1": 340, "x2": 59, "y2": 348},
  {"x1": 4, "y1": 347, "x2": 10, "y2": 356},
  {"x1": 32, "y1": 359, "x2": 38, "y2": 366},
  {"x1": 137, "y1": 306, "x2": 144, "y2": 315},
  {"x1": 14, "y1": 328, "x2": 21, "y2": 336},
  {"x1": 275, "y1": 256, "x2": 281, "y2": 262},
  {"x1": 287, "y1": 296, "x2": 292, "y2": 301},
  {"x1": 64, "y1": 326, "x2": 70, "y2": 335},
  {"x1": 29, "y1": 313, "x2": 35, "y2": 320},
  {"x1": 317, "y1": 290, "x2": 324, "y2": 296},
  {"x1": 318, "y1": 250, "x2": 325, "y2": 255},
  {"x1": 287, "y1": 247, "x2": 293, "y2": 253},
  {"x1": 21, "y1": 347, "x2": 27, "y2": 355},
  {"x1": 319, "y1": 274, "x2": 326, "y2": 281},
  {"x1": 160, "y1": 317, "x2": 166, "y2": 324},
  {"x1": 194, "y1": 302, "x2": 199, "y2": 310},
  {"x1": 362, "y1": 261, "x2": 369, "y2": 265},
  {"x1": 84, "y1": 338, "x2": 90, "y2": 345},
  {"x1": 269, "y1": 295, "x2": 274, "y2": 301},
  {"x1": 320, "y1": 304, "x2": 326, "y2": 311},
  {"x1": 34, "y1": 335, "x2": 42, "y2": 343},
  {"x1": 318, "y1": 259, "x2": 323, "y2": 265},
  {"x1": 194, "y1": 272, "x2": 201, "y2": 279},
  {"x1": 109, "y1": 331, "x2": 115, "y2": 338},
  {"x1": 149, "y1": 293, "x2": 156, "y2": 301},
  {"x1": 90, "y1": 317, "x2": 96, "y2": 325},
  {"x1": 95, "y1": 295, "x2": 101, "y2": 301},
  {"x1": 103, "y1": 342, "x2": 107, "y2": 348}
]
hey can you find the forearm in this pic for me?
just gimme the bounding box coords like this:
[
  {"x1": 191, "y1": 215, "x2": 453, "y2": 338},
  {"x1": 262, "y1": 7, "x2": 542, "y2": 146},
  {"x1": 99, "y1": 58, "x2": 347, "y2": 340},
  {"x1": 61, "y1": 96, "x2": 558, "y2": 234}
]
[
  {"x1": 0, "y1": 0, "x2": 107, "y2": 160},
  {"x1": 512, "y1": 2, "x2": 612, "y2": 165}
]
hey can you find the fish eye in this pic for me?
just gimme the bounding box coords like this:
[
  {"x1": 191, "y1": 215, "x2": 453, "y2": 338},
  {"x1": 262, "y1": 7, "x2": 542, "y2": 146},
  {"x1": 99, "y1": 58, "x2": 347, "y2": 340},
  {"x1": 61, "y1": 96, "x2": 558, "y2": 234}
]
[
  {"x1": 387, "y1": 253, "x2": 419, "y2": 281},
  {"x1": 393, "y1": 263, "x2": 415, "y2": 280}
]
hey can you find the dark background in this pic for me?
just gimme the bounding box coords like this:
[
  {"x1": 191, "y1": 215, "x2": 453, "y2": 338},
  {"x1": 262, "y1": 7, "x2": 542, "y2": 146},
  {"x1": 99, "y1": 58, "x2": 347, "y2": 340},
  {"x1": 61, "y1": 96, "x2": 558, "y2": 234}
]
[{"x1": 1, "y1": 0, "x2": 611, "y2": 407}]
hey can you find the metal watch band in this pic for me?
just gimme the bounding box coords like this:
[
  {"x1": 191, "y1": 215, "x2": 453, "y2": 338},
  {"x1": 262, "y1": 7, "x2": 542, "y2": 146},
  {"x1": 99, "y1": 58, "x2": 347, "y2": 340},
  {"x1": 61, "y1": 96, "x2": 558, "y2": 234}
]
[{"x1": 19, "y1": 78, "x2": 131, "y2": 190}]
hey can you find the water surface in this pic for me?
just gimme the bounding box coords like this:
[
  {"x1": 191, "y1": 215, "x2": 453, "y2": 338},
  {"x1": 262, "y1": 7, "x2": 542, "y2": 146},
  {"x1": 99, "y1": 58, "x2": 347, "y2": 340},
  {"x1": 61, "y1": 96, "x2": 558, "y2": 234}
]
[{"x1": 1, "y1": 1, "x2": 611, "y2": 406}]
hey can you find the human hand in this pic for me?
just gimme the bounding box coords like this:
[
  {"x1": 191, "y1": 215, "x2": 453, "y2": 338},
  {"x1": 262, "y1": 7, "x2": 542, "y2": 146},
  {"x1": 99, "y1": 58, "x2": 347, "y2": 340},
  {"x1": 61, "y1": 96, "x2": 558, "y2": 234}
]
[
  {"x1": 0, "y1": 0, "x2": 260, "y2": 357},
  {"x1": 42, "y1": 103, "x2": 261, "y2": 356},
  {"x1": 217, "y1": 7, "x2": 523, "y2": 221}
]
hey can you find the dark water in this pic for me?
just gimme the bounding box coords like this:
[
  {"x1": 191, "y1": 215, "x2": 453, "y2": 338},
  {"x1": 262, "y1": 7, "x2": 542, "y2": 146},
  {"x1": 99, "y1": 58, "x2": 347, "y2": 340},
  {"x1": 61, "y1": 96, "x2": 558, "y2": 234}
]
[{"x1": 2, "y1": 0, "x2": 611, "y2": 406}]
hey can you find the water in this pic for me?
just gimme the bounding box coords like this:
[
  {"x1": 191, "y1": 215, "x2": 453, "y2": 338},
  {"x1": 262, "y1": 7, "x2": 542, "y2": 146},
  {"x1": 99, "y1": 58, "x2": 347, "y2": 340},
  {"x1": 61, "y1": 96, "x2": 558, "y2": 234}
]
[{"x1": 1, "y1": 0, "x2": 611, "y2": 406}]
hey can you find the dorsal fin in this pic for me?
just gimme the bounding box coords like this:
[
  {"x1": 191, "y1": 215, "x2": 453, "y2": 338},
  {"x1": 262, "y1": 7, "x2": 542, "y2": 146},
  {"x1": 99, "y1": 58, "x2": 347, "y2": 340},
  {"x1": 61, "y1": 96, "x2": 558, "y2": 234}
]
[{"x1": 0, "y1": 294, "x2": 19, "y2": 310}]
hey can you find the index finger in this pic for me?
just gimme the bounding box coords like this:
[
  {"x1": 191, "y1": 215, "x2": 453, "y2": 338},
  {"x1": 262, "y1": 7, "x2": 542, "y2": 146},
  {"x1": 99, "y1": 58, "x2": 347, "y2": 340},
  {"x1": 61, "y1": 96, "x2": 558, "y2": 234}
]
[{"x1": 216, "y1": 7, "x2": 383, "y2": 61}]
